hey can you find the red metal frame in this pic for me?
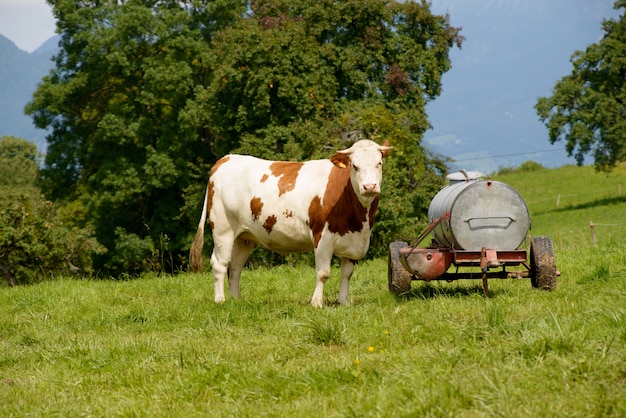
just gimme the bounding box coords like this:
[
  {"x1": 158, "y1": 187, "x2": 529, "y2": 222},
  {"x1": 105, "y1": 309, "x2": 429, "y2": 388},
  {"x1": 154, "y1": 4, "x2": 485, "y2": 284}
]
[
  {"x1": 452, "y1": 249, "x2": 527, "y2": 265},
  {"x1": 400, "y1": 246, "x2": 531, "y2": 297}
]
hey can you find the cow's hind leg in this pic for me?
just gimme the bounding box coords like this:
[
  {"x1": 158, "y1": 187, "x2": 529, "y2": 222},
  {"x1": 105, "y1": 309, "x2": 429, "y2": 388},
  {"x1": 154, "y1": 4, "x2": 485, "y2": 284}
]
[
  {"x1": 210, "y1": 232, "x2": 234, "y2": 303},
  {"x1": 228, "y1": 238, "x2": 253, "y2": 298},
  {"x1": 338, "y1": 258, "x2": 355, "y2": 305}
]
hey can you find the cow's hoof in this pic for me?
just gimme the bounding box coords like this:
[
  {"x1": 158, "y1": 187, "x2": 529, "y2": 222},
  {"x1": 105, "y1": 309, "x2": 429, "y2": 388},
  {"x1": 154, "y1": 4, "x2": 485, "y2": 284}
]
[
  {"x1": 214, "y1": 296, "x2": 226, "y2": 303},
  {"x1": 310, "y1": 298, "x2": 324, "y2": 308}
]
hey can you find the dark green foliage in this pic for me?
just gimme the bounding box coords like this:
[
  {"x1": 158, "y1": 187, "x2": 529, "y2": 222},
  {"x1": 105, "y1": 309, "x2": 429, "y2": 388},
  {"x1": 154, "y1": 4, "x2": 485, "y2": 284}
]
[
  {"x1": 27, "y1": 0, "x2": 462, "y2": 275},
  {"x1": 0, "y1": 136, "x2": 103, "y2": 286},
  {"x1": 536, "y1": 0, "x2": 626, "y2": 171}
]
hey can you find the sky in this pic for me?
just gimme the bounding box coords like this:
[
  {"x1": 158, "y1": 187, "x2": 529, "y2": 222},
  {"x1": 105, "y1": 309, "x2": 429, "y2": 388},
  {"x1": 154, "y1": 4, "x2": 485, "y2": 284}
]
[
  {"x1": 0, "y1": 0, "x2": 56, "y2": 52},
  {"x1": 425, "y1": 0, "x2": 621, "y2": 171},
  {"x1": 0, "y1": 0, "x2": 622, "y2": 170}
]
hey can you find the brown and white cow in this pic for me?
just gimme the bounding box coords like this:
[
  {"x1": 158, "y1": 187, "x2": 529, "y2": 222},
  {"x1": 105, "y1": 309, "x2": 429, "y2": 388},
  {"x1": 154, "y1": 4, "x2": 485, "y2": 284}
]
[{"x1": 189, "y1": 139, "x2": 391, "y2": 307}]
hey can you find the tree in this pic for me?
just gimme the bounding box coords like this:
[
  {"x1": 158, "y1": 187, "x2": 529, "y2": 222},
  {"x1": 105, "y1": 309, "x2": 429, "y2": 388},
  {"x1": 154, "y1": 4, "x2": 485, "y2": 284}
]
[
  {"x1": 0, "y1": 136, "x2": 103, "y2": 286},
  {"x1": 535, "y1": 0, "x2": 626, "y2": 171},
  {"x1": 0, "y1": 136, "x2": 40, "y2": 186},
  {"x1": 28, "y1": 0, "x2": 240, "y2": 274},
  {"x1": 27, "y1": 0, "x2": 462, "y2": 274},
  {"x1": 206, "y1": 0, "x2": 462, "y2": 157}
]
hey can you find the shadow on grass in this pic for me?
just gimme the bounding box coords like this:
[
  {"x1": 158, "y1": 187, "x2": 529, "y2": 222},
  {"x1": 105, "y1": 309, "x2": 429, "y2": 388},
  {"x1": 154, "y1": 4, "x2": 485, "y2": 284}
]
[
  {"x1": 534, "y1": 195, "x2": 626, "y2": 216},
  {"x1": 395, "y1": 281, "x2": 504, "y2": 301}
]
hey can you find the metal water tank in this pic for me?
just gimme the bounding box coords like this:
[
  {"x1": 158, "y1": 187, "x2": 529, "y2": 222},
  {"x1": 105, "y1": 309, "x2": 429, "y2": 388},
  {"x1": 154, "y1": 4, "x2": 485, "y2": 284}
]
[{"x1": 427, "y1": 173, "x2": 530, "y2": 251}]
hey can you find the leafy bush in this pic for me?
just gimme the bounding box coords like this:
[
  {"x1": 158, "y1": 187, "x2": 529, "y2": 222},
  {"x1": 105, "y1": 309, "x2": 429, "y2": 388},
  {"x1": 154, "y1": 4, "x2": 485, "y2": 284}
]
[
  {"x1": 0, "y1": 136, "x2": 104, "y2": 286},
  {"x1": 0, "y1": 186, "x2": 104, "y2": 286},
  {"x1": 497, "y1": 160, "x2": 546, "y2": 175}
]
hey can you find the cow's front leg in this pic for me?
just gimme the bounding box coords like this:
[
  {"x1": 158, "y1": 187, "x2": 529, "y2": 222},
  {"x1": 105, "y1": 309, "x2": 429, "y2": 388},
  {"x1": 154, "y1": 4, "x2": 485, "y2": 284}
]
[
  {"x1": 338, "y1": 258, "x2": 355, "y2": 305},
  {"x1": 311, "y1": 249, "x2": 333, "y2": 308},
  {"x1": 311, "y1": 267, "x2": 329, "y2": 308}
]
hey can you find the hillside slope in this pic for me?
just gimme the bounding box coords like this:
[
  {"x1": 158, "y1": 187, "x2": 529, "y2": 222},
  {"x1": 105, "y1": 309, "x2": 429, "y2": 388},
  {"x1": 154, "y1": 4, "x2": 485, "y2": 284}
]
[
  {"x1": 493, "y1": 165, "x2": 626, "y2": 249},
  {"x1": 0, "y1": 35, "x2": 57, "y2": 150}
]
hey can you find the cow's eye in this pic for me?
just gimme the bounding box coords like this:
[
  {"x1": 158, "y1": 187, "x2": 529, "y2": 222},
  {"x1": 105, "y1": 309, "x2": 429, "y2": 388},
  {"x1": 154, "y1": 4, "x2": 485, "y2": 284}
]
[{"x1": 353, "y1": 165, "x2": 360, "y2": 172}]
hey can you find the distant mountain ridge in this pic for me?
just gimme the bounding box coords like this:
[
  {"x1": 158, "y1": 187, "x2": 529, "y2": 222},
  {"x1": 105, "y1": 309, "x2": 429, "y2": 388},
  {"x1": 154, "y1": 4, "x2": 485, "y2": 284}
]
[
  {"x1": 33, "y1": 35, "x2": 61, "y2": 55},
  {"x1": 0, "y1": 34, "x2": 59, "y2": 151}
]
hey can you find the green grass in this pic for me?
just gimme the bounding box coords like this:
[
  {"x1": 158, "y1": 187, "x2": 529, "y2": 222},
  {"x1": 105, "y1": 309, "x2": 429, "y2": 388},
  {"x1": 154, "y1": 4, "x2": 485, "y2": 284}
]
[{"x1": 2, "y1": 165, "x2": 626, "y2": 417}]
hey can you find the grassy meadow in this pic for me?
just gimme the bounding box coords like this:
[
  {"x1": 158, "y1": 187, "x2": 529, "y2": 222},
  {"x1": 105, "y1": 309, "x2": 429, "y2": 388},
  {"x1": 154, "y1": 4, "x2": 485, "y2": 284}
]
[{"x1": 2, "y1": 165, "x2": 626, "y2": 417}]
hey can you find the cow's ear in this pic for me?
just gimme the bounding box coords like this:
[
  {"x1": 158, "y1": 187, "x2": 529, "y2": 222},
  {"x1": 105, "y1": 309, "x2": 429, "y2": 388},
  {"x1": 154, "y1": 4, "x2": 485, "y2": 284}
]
[
  {"x1": 379, "y1": 140, "x2": 392, "y2": 159},
  {"x1": 330, "y1": 152, "x2": 351, "y2": 169}
]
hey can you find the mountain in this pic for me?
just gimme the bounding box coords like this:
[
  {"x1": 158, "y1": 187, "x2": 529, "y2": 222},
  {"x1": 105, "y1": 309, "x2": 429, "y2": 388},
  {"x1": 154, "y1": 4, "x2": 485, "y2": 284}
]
[
  {"x1": 0, "y1": 34, "x2": 58, "y2": 151},
  {"x1": 33, "y1": 35, "x2": 61, "y2": 56}
]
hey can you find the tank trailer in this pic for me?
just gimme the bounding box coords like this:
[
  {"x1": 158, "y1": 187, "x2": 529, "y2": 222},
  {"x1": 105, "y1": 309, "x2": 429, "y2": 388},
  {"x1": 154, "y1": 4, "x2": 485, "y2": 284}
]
[{"x1": 388, "y1": 170, "x2": 558, "y2": 297}]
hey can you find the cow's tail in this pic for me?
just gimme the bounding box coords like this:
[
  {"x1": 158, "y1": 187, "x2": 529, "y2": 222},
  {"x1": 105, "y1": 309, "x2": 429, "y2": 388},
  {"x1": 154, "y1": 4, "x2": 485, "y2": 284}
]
[{"x1": 189, "y1": 186, "x2": 209, "y2": 272}]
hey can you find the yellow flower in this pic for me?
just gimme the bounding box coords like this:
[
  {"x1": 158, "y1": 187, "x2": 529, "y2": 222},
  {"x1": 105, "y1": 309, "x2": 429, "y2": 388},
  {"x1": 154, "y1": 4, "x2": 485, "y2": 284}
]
[
  {"x1": 354, "y1": 358, "x2": 361, "y2": 365},
  {"x1": 368, "y1": 346, "x2": 375, "y2": 353}
]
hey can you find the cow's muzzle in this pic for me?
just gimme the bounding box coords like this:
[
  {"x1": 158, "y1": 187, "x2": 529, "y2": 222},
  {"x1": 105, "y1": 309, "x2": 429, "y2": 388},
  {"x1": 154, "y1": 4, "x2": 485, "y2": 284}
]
[{"x1": 362, "y1": 184, "x2": 380, "y2": 196}]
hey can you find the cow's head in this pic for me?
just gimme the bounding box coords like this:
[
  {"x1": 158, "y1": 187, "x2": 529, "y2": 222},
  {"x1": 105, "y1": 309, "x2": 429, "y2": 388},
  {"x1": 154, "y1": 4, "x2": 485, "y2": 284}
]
[{"x1": 331, "y1": 139, "x2": 392, "y2": 204}]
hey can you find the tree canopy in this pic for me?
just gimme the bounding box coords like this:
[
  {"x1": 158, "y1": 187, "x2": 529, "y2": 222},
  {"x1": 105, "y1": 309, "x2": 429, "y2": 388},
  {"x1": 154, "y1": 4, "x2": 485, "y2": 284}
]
[
  {"x1": 535, "y1": 0, "x2": 626, "y2": 171},
  {"x1": 27, "y1": 0, "x2": 463, "y2": 275}
]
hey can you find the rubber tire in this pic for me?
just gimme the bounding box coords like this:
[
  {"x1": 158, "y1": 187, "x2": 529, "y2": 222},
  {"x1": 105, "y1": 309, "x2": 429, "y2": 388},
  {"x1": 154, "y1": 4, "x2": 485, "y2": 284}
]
[
  {"x1": 530, "y1": 236, "x2": 557, "y2": 290},
  {"x1": 388, "y1": 241, "x2": 412, "y2": 294}
]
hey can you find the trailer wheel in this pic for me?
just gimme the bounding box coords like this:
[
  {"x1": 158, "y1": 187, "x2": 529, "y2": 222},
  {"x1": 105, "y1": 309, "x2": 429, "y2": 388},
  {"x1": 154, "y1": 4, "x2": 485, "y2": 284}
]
[
  {"x1": 388, "y1": 241, "x2": 412, "y2": 294},
  {"x1": 530, "y1": 236, "x2": 557, "y2": 290}
]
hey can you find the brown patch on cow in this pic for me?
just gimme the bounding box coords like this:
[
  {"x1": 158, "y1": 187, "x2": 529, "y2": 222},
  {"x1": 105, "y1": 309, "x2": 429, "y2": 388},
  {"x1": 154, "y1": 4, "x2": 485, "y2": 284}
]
[
  {"x1": 308, "y1": 164, "x2": 373, "y2": 247},
  {"x1": 210, "y1": 156, "x2": 230, "y2": 177},
  {"x1": 269, "y1": 162, "x2": 304, "y2": 196},
  {"x1": 283, "y1": 210, "x2": 293, "y2": 218},
  {"x1": 250, "y1": 196, "x2": 264, "y2": 221},
  {"x1": 263, "y1": 215, "x2": 277, "y2": 233},
  {"x1": 380, "y1": 140, "x2": 391, "y2": 159},
  {"x1": 330, "y1": 152, "x2": 351, "y2": 169},
  {"x1": 308, "y1": 197, "x2": 324, "y2": 247},
  {"x1": 368, "y1": 196, "x2": 380, "y2": 229},
  {"x1": 260, "y1": 173, "x2": 269, "y2": 183}
]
